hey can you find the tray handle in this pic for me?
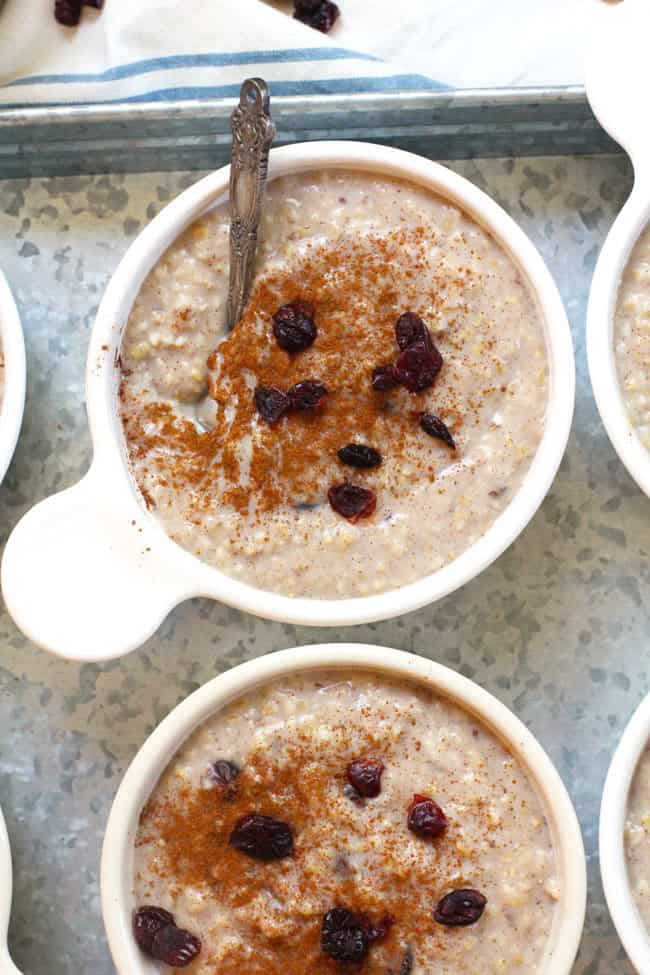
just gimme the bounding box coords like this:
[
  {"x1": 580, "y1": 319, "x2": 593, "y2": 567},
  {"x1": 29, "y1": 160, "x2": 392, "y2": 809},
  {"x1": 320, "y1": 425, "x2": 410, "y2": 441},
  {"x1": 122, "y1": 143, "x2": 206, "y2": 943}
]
[{"x1": 1, "y1": 459, "x2": 196, "y2": 661}]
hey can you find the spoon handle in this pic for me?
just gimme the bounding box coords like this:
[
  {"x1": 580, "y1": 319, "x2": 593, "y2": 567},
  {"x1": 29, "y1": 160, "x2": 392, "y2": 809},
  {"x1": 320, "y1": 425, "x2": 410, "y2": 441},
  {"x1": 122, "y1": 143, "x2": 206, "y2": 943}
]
[{"x1": 226, "y1": 78, "x2": 275, "y2": 331}]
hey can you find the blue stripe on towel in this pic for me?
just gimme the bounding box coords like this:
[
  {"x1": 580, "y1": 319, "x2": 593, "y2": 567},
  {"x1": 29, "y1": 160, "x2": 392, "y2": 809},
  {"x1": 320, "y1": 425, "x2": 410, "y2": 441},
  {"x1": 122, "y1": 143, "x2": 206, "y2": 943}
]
[
  {"x1": 0, "y1": 74, "x2": 445, "y2": 108},
  {"x1": 115, "y1": 75, "x2": 445, "y2": 100},
  {"x1": 5, "y1": 49, "x2": 383, "y2": 88}
]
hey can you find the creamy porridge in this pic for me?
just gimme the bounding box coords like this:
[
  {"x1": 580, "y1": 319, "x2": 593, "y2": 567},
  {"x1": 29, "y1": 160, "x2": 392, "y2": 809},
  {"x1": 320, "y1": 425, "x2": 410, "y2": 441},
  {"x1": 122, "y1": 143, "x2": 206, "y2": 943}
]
[
  {"x1": 119, "y1": 170, "x2": 548, "y2": 598},
  {"x1": 615, "y1": 222, "x2": 650, "y2": 447},
  {"x1": 133, "y1": 670, "x2": 559, "y2": 974},
  {"x1": 625, "y1": 743, "x2": 650, "y2": 929}
]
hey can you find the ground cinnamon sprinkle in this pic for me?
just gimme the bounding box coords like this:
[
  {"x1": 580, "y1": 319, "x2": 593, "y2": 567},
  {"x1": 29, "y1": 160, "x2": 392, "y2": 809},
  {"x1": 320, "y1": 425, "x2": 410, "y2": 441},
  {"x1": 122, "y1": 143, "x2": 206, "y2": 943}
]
[
  {"x1": 136, "y1": 715, "x2": 493, "y2": 975},
  {"x1": 120, "y1": 225, "x2": 493, "y2": 523}
]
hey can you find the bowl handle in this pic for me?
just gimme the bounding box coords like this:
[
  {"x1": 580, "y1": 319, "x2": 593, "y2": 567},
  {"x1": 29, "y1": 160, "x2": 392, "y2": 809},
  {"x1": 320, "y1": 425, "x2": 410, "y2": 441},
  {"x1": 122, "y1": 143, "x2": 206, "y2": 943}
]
[{"x1": 1, "y1": 458, "x2": 198, "y2": 661}]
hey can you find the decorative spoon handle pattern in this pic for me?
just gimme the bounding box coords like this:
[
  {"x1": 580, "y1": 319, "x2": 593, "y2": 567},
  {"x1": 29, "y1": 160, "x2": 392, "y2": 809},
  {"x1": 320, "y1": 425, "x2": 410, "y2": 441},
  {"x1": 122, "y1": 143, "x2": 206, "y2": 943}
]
[{"x1": 226, "y1": 78, "x2": 275, "y2": 331}]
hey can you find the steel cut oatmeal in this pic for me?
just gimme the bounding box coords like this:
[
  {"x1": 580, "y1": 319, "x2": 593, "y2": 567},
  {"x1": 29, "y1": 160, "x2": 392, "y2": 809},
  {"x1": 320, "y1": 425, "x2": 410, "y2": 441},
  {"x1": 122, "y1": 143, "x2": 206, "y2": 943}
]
[
  {"x1": 614, "y1": 222, "x2": 650, "y2": 449},
  {"x1": 118, "y1": 170, "x2": 548, "y2": 597},
  {"x1": 132, "y1": 671, "x2": 560, "y2": 973}
]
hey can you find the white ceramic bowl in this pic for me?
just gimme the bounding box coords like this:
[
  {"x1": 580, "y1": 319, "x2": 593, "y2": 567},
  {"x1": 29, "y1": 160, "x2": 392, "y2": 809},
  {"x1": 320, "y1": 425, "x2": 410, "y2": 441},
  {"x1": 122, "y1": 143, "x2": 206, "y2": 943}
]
[
  {"x1": 0, "y1": 804, "x2": 20, "y2": 975},
  {"x1": 101, "y1": 643, "x2": 586, "y2": 975},
  {"x1": 1, "y1": 142, "x2": 574, "y2": 662},
  {"x1": 600, "y1": 694, "x2": 650, "y2": 973},
  {"x1": 0, "y1": 268, "x2": 26, "y2": 486},
  {"x1": 586, "y1": 0, "x2": 650, "y2": 498}
]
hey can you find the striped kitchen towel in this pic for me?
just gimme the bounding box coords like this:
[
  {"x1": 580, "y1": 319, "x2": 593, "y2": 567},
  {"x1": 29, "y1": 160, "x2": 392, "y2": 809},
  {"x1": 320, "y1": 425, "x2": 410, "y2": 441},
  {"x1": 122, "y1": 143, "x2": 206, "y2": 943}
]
[{"x1": 0, "y1": 0, "x2": 442, "y2": 108}]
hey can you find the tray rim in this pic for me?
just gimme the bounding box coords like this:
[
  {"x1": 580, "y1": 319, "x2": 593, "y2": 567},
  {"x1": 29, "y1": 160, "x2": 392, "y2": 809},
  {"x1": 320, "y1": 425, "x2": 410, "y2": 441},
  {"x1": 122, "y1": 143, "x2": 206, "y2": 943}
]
[{"x1": 0, "y1": 83, "x2": 591, "y2": 126}]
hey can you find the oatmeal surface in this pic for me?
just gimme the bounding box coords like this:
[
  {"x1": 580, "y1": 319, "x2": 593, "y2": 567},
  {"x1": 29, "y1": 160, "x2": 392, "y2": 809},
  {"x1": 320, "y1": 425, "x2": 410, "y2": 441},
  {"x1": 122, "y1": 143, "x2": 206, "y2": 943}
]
[
  {"x1": 625, "y1": 742, "x2": 650, "y2": 930},
  {"x1": 119, "y1": 170, "x2": 548, "y2": 597},
  {"x1": 134, "y1": 670, "x2": 559, "y2": 975},
  {"x1": 615, "y1": 221, "x2": 650, "y2": 448}
]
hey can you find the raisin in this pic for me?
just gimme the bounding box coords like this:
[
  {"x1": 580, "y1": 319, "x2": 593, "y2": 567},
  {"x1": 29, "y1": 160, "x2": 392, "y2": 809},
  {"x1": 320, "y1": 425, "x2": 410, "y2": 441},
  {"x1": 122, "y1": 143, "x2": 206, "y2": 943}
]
[
  {"x1": 394, "y1": 339, "x2": 443, "y2": 392},
  {"x1": 294, "y1": 0, "x2": 340, "y2": 32},
  {"x1": 419, "y1": 413, "x2": 456, "y2": 449},
  {"x1": 272, "y1": 301, "x2": 317, "y2": 353},
  {"x1": 133, "y1": 906, "x2": 175, "y2": 955},
  {"x1": 395, "y1": 312, "x2": 431, "y2": 351},
  {"x1": 321, "y1": 908, "x2": 370, "y2": 962},
  {"x1": 337, "y1": 444, "x2": 382, "y2": 469},
  {"x1": 254, "y1": 386, "x2": 289, "y2": 423},
  {"x1": 229, "y1": 813, "x2": 294, "y2": 860},
  {"x1": 150, "y1": 925, "x2": 202, "y2": 967},
  {"x1": 434, "y1": 889, "x2": 487, "y2": 926},
  {"x1": 328, "y1": 482, "x2": 377, "y2": 523},
  {"x1": 208, "y1": 759, "x2": 240, "y2": 796},
  {"x1": 372, "y1": 364, "x2": 399, "y2": 392},
  {"x1": 287, "y1": 380, "x2": 328, "y2": 410},
  {"x1": 347, "y1": 758, "x2": 384, "y2": 797},
  {"x1": 407, "y1": 794, "x2": 448, "y2": 840},
  {"x1": 54, "y1": 0, "x2": 81, "y2": 25}
]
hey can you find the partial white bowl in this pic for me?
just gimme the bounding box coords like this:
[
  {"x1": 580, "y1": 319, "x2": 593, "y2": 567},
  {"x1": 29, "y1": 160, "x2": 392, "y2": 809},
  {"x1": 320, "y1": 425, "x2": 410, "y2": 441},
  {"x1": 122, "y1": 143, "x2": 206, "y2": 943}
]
[
  {"x1": 0, "y1": 269, "x2": 25, "y2": 486},
  {"x1": 1, "y1": 142, "x2": 574, "y2": 662},
  {"x1": 101, "y1": 643, "x2": 586, "y2": 975},
  {"x1": 586, "y1": 0, "x2": 650, "y2": 498},
  {"x1": 600, "y1": 694, "x2": 650, "y2": 974},
  {"x1": 0, "y1": 804, "x2": 20, "y2": 975}
]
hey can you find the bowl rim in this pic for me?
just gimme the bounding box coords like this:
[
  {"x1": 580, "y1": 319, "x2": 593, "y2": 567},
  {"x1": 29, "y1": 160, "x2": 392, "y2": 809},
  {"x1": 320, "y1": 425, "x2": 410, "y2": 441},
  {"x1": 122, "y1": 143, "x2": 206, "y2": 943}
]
[
  {"x1": 100, "y1": 643, "x2": 586, "y2": 975},
  {"x1": 587, "y1": 188, "x2": 650, "y2": 499},
  {"x1": 86, "y1": 140, "x2": 574, "y2": 628},
  {"x1": 0, "y1": 268, "x2": 25, "y2": 486},
  {"x1": 600, "y1": 691, "x2": 650, "y2": 974}
]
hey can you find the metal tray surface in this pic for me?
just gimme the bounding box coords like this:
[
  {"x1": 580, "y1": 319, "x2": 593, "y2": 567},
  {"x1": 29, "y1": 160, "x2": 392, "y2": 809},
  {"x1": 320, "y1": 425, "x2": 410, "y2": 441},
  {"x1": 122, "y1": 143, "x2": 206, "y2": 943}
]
[
  {"x1": 0, "y1": 146, "x2": 641, "y2": 974},
  {"x1": 0, "y1": 86, "x2": 618, "y2": 178}
]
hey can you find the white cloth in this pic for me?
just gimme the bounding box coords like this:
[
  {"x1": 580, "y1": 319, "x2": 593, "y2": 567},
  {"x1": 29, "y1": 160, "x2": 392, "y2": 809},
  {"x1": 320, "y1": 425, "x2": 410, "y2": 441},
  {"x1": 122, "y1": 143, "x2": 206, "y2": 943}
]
[
  {"x1": 0, "y1": 0, "x2": 591, "y2": 108},
  {"x1": 0, "y1": 0, "x2": 440, "y2": 108}
]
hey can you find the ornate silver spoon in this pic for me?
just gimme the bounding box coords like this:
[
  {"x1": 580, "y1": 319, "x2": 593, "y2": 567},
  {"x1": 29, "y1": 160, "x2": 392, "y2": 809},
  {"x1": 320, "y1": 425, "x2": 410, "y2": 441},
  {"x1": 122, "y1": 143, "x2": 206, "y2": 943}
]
[{"x1": 195, "y1": 77, "x2": 275, "y2": 430}]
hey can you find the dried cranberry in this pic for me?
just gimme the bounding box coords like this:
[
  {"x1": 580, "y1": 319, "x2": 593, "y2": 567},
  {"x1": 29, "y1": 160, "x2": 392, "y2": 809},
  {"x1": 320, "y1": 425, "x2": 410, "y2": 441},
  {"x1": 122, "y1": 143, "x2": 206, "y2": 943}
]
[
  {"x1": 434, "y1": 889, "x2": 487, "y2": 926},
  {"x1": 55, "y1": 0, "x2": 81, "y2": 25},
  {"x1": 272, "y1": 301, "x2": 317, "y2": 353},
  {"x1": 150, "y1": 925, "x2": 202, "y2": 967},
  {"x1": 395, "y1": 312, "x2": 431, "y2": 351},
  {"x1": 337, "y1": 444, "x2": 382, "y2": 469},
  {"x1": 419, "y1": 413, "x2": 456, "y2": 449},
  {"x1": 133, "y1": 907, "x2": 175, "y2": 955},
  {"x1": 287, "y1": 380, "x2": 328, "y2": 410},
  {"x1": 346, "y1": 758, "x2": 384, "y2": 797},
  {"x1": 229, "y1": 813, "x2": 294, "y2": 860},
  {"x1": 321, "y1": 908, "x2": 370, "y2": 962},
  {"x1": 55, "y1": 0, "x2": 102, "y2": 23},
  {"x1": 394, "y1": 340, "x2": 443, "y2": 392},
  {"x1": 208, "y1": 759, "x2": 240, "y2": 795},
  {"x1": 407, "y1": 794, "x2": 448, "y2": 840},
  {"x1": 254, "y1": 386, "x2": 289, "y2": 423},
  {"x1": 294, "y1": 0, "x2": 340, "y2": 32},
  {"x1": 328, "y1": 482, "x2": 377, "y2": 523},
  {"x1": 372, "y1": 364, "x2": 399, "y2": 392}
]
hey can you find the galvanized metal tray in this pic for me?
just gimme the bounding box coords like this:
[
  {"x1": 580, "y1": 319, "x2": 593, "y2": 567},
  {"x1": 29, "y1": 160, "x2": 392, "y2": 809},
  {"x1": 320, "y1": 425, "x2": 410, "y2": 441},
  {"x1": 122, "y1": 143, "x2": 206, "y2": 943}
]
[
  {"x1": 0, "y1": 82, "x2": 635, "y2": 975},
  {"x1": 0, "y1": 85, "x2": 618, "y2": 178}
]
